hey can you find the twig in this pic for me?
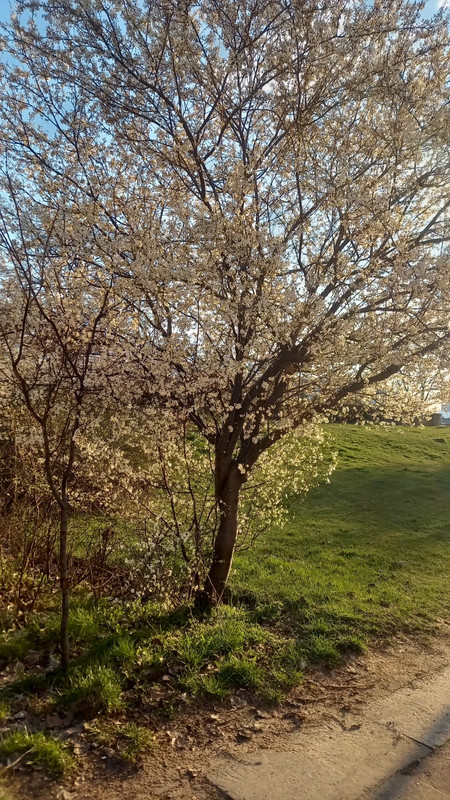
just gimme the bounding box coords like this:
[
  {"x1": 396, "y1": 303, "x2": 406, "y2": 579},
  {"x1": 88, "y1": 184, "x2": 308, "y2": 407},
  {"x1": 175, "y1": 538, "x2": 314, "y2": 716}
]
[
  {"x1": 326, "y1": 683, "x2": 375, "y2": 690},
  {"x1": 0, "y1": 747, "x2": 34, "y2": 775},
  {"x1": 297, "y1": 682, "x2": 375, "y2": 702},
  {"x1": 312, "y1": 682, "x2": 375, "y2": 691},
  {"x1": 298, "y1": 694, "x2": 337, "y2": 702}
]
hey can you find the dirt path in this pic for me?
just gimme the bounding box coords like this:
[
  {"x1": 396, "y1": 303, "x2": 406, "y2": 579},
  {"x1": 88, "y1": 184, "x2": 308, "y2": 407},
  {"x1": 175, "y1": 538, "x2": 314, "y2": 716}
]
[
  {"x1": 7, "y1": 626, "x2": 450, "y2": 800},
  {"x1": 209, "y1": 640, "x2": 450, "y2": 799}
]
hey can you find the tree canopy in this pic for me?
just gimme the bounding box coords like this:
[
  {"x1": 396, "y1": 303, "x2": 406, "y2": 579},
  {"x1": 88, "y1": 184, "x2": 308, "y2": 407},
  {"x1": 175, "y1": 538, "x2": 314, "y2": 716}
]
[{"x1": 1, "y1": 0, "x2": 449, "y2": 604}]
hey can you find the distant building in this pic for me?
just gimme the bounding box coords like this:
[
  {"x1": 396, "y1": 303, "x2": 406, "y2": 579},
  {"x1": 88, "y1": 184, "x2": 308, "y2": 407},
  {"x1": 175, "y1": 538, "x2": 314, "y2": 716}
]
[{"x1": 431, "y1": 403, "x2": 450, "y2": 427}]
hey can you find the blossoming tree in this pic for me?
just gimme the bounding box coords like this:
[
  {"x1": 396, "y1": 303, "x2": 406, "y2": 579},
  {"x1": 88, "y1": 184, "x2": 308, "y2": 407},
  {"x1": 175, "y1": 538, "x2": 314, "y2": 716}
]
[
  {"x1": 0, "y1": 173, "x2": 125, "y2": 665},
  {"x1": 2, "y1": 0, "x2": 449, "y2": 603}
]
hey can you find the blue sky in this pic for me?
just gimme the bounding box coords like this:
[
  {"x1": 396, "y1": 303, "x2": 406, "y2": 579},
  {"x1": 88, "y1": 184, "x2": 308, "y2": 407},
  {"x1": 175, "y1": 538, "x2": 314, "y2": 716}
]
[{"x1": 0, "y1": 0, "x2": 447, "y2": 25}]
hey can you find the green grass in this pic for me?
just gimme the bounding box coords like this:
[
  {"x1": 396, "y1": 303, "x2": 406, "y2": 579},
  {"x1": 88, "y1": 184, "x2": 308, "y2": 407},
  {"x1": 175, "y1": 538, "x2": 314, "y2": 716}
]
[
  {"x1": 0, "y1": 700, "x2": 10, "y2": 725},
  {"x1": 60, "y1": 664, "x2": 124, "y2": 715},
  {"x1": 0, "y1": 730, "x2": 75, "y2": 778},
  {"x1": 0, "y1": 777, "x2": 16, "y2": 800},
  {"x1": 158, "y1": 605, "x2": 304, "y2": 700},
  {"x1": 86, "y1": 720, "x2": 155, "y2": 763},
  {"x1": 231, "y1": 425, "x2": 450, "y2": 660},
  {"x1": 0, "y1": 603, "x2": 112, "y2": 660},
  {"x1": 0, "y1": 425, "x2": 449, "y2": 722}
]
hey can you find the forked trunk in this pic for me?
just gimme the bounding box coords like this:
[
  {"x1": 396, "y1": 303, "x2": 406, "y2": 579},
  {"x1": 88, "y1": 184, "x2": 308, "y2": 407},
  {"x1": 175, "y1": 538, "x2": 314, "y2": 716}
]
[{"x1": 204, "y1": 467, "x2": 241, "y2": 604}]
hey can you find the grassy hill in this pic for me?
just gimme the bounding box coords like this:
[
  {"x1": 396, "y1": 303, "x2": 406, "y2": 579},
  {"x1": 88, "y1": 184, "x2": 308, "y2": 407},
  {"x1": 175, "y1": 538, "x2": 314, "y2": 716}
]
[
  {"x1": 232, "y1": 425, "x2": 450, "y2": 663},
  {"x1": 1, "y1": 425, "x2": 449, "y2": 766}
]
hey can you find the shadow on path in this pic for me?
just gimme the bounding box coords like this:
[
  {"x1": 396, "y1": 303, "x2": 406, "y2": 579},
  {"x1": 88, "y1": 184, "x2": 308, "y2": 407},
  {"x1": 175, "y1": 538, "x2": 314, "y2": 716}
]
[{"x1": 364, "y1": 705, "x2": 450, "y2": 799}]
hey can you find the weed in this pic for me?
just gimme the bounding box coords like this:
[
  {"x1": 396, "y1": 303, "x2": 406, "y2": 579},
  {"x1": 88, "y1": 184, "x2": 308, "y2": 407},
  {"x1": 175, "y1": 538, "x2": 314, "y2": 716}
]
[
  {"x1": 107, "y1": 636, "x2": 137, "y2": 665},
  {"x1": 0, "y1": 631, "x2": 32, "y2": 663},
  {"x1": 0, "y1": 776, "x2": 16, "y2": 800},
  {"x1": 166, "y1": 606, "x2": 266, "y2": 670},
  {"x1": 61, "y1": 665, "x2": 124, "y2": 715},
  {"x1": 87, "y1": 720, "x2": 155, "y2": 763},
  {"x1": 0, "y1": 730, "x2": 75, "y2": 778},
  {"x1": 0, "y1": 701, "x2": 10, "y2": 725},
  {"x1": 217, "y1": 656, "x2": 262, "y2": 689},
  {"x1": 306, "y1": 636, "x2": 341, "y2": 667},
  {"x1": 336, "y1": 635, "x2": 366, "y2": 654}
]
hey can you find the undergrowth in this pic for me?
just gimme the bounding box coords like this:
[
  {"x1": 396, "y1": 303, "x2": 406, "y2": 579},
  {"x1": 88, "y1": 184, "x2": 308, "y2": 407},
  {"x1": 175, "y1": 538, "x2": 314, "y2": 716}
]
[{"x1": 0, "y1": 425, "x2": 448, "y2": 772}]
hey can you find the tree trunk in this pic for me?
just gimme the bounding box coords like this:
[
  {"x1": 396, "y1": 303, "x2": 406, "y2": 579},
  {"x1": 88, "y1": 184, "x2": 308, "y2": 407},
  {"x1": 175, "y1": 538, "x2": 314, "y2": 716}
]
[
  {"x1": 203, "y1": 467, "x2": 242, "y2": 604},
  {"x1": 59, "y1": 497, "x2": 70, "y2": 670}
]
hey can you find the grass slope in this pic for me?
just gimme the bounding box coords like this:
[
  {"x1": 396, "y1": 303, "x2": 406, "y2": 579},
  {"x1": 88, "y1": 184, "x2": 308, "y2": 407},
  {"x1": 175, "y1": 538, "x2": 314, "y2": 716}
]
[
  {"x1": 1, "y1": 426, "x2": 449, "y2": 771},
  {"x1": 232, "y1": 425, "x2": 450, "y2": 663}
]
